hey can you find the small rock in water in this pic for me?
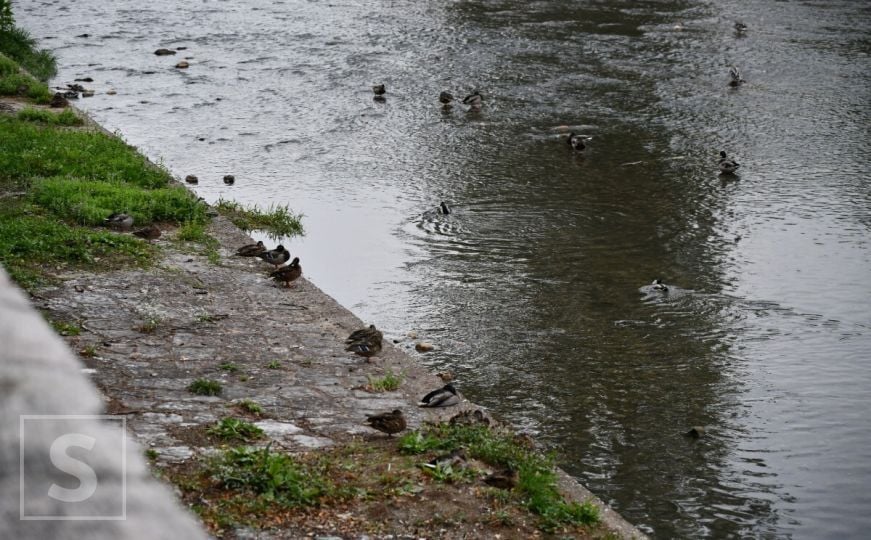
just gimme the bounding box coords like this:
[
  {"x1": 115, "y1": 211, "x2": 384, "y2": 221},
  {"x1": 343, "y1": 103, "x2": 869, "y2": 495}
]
[
  {"x1": 176, "y1": 46, "x2": 188, "y2": 51},
  {"x1": 175, "y1": 60, "x2": 190, "y2": 69},
  {"x1": 684, "y1": 426, "x2": 705, "y2": 439},
  {"x1": 154, "y1": 48, "x2": 176, "y2": 56},
  {"x1": 75, "y1": 77, "x2": 94, "y2": 82},
  {"x1": 81, "y1": 89, "x2": 95, "y2": 98},
  {"x1": 437, "y1": 371, "x2": 454, "y2": 382},
  {"x1": 415, "y1": 342, "x2": 434, "y2": 353},
  {"x1": 106, "y1": 89, "x2": 117, "y2": 95},
  {"x1": 76, "y1": 33, "x2": 90, "y2": 38},
  {"x1": 185, "y1": 175, "x2": 199, "y2": 184},
  {"x1": 223, "y1": 174, "x2": 235, "y2": 185}
]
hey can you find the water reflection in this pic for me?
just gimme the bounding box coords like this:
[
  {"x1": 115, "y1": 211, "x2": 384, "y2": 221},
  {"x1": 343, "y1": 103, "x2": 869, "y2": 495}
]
[{"x1": 18, "y1": 0, "x2": 871, "y2": 537}]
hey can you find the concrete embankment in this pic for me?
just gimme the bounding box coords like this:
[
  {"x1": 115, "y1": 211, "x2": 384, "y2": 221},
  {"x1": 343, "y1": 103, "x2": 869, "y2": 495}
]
[{"x1": 1, "y1": 111, "x2": 646, "y2": 539}]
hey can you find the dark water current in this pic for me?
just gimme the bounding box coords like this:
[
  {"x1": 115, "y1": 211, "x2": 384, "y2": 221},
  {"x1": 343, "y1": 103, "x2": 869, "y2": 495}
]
[{"x1": 17, "y1": 0, "x2": 871, "y2": 537}]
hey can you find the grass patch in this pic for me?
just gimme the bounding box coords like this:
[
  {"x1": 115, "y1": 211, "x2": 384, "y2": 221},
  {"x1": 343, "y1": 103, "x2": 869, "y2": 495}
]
[
  {"x1": 366, "y1": 369, "x2": 403, "y2": 392},
  {"x1": 0, "y1": 53, "x2": 51, "y2": 102},
  {"x1": 236, "y1": 400, "x2": 263, "y2": 415},
  {"x1": 0, "y1": 26, "x2": 57, "y2": 81},
  {"x1": 175, "y1": 220, "x2": 221, "y2": 264},
  {"x1": 215, "y1": 198, "x2": 304, "y2": 238},
  {"x1": 0, "y1": 203, "x2": 154, "y2": 290},
  {"x1": 0, "y1": 115, "x2": 174, "y2": 188},
  {"x1": 145, "y1": 448, "x2": 159, "y2": 461},
  {"x1": 29, "y1": 177, "x2": 206, "y2": 227},
  {"x1": 265, "y1": 360, "x2": 281, "y2": 370},
  {"x1": 49, "y1": 319, "x2": 81, "y2": 336},
  {"x1": 188, "y1": 379, "x2": 222, "y2": 396},
  {"x1": 207, "y1": 418, "x2": 264, "y2": 443},
  {"x1": 211, "y1": 445, "x2": 329, "y2": 506},
  {"x1": 398, "y1": 423, "x2": 600, "y2": 531},
  {"x1": 219, "y1": 362, "x2": 239, "y2": 373},
  {"x1": 17, "y1": 106, "x2": 82, "y2": 126},
  {"x1": 136, "y1": 312, "x2": 161, "y2": 334},
  {"x1": 79, "y1": 344, "x2": 97, "y2": 357}
]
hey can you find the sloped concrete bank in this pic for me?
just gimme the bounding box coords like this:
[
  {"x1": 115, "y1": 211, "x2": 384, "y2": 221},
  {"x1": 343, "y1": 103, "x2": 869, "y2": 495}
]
[{"x1": 2, "y1": 115, "x2": 647, "y2": 539}]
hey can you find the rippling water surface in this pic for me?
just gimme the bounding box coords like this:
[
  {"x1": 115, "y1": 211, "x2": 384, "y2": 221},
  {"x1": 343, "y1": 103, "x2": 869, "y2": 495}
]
[{"x1": 18, "y1": 0, "x2": 871, "y2": 537}]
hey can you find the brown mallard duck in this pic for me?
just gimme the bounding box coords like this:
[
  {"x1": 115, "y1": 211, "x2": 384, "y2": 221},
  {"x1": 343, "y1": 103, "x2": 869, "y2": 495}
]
[
  {"x1": 372, "y1": 83, "x2": 386, "y2": 96},
  {"x1": 133, "y1": 224, "x2": 161, "y2": 241},
  {"x1": 236, "y1": 240, "x2": 266, "y2": 257},
  {"x1": 439, "y1": 91, "x2": 454, "y2": 108},
  {"x1": 419, "y1": 383, "x2": 460, "y2": 408},
  {"x1": 345, "y1": 337, "x2": 382, "y2": 358},
  {"x1": 365, "y1": 409, "x2": 406, "y2": 436},
  {"x1": 449, "y1": 409, "x2": 490, "y2": 427},
  {"x1": 346, "y1": 324, "x2": 379, "y2": 344},
  {"x1": 483, "y1": 466, "x2": 518, "y2": 490},
  {"x1": 270, "y1": 257, "x2": 301, "y2": 288}
]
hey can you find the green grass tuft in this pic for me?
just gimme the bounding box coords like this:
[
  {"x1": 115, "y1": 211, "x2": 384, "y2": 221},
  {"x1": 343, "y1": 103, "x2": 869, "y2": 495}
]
[
  {"x1": 17, "y1": 107, "x2": 83, "y2": 126},
  {"x1": 0, "y1": 115, "x2": 174, "y2": 188},
  {"x1": 0, "y1": 203, "x2": 154, "y2": 290},
  {"x1": 0, "y1": 53, "x2": 51, "y2": 101},
  {"x1": 236, "y1": 400, "x2": 263, "y2": 415},
  {"x1": 266, "y1": 360, "x2": 281, "y2": 370},
  {"x1": 0, "y1": 27, "x2": 57, "y2": 81},
  {"x1": 398, "y1": 423, "x2": 600, "y2": 530},
  {"x1": 215, "y1": 199, "x2": 304, "y2": 238},
  {"x1": 219, "y1": 361, "x2": 239, "y2": 372},
  {"x1": 28, "y1": 177, "x2": 206, "y2": 226},
  {"x1": 207, "y1": 418, "x2": 264, "y2": 442},
  {"x1": 366, "y1": 369, "x2": 403, "y2": 392},
  {"x1": 49, "y1": 319, "x2": 81, "y2": 336},
  {"x1": 210, "y1": 445, "x2": 328, "y2": 507},
  {"x1": 188, "y1": 379, "x2": 222, "y2": 396}
]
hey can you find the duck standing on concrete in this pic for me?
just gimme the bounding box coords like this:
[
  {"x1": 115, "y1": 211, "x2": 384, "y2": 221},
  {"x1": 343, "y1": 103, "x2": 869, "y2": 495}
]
[
  {"x1": 346, "y1": 330, "x2": 383, "y2": 358},
  {"x1": 346, "y1": 324, "x2": 380, "y2": 345},
  {"x1": 258, "y1": 245, "x2": 290, "y2": 267},
  {"x1": 719, "y1": 151, "x2": 740, "y2": 174},
  {"x1": 270, "y1": 257, "x2": 301, "y2": 288},
  {"x1": 365, "y1": 409, "x2": 406, "y2": 436},
  {"x1": 235, "y1": 240, "x2": 266, "y2": 257}
]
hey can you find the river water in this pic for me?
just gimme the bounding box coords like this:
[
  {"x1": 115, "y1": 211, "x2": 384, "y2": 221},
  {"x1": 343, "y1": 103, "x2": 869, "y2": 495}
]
[{"x1": 18, "y1": 0, "x2": 871, "y2": 537}]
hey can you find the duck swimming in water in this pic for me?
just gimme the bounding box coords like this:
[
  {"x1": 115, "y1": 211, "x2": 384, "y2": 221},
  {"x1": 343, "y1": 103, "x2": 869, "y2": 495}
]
[
  {"x1": 718, "y1": 151, "x2": 740, "y2": 174},
  {"x1": 728, "y1": 66, "x2": 745, "y2": 87},
  {"x1": 462, "y1": 90, "x2": 482, "y2": 111},
  {"x1": 439, "y1": 91, "x2": 454, "y2": 108},
  {"x1": 439, "y1": 201, "x2": 451, "y2": 215},
  {"x1": 567, "y1": 132, "x2": 588, "y2": 152},
  {"x1": 652, "y1": 278, "x2": 669, "y2": 292},
  {"x1": 372, "y1": 83, "x2": 386, "y2": 96},
  {"x1": 734, "y1": 21, "x2": 747, "y2": 33}
]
